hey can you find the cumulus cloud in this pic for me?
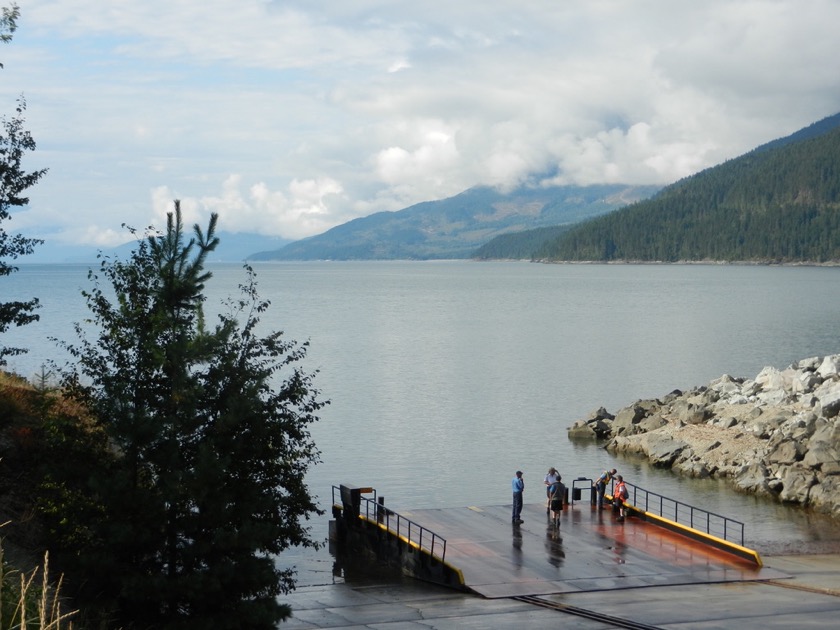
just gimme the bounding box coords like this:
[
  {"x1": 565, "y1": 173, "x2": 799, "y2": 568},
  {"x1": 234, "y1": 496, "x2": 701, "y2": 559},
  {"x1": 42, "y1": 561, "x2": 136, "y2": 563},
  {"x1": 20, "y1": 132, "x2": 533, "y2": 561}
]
[
  {"x1": 148, "y1": 175, "x2": 345, "y2": 241},
  {"x1": 3, "y1": 0, "x2": 839, "y2": 252}
]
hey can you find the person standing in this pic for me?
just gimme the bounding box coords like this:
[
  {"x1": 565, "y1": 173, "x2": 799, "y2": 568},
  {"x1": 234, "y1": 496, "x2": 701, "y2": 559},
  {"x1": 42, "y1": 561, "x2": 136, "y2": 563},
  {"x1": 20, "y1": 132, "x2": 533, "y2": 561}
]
[
  {"x1": 511, "y1": 470, "x2": 525, "y2": 524},
  {"x1": 549, "y1": 475, "x2": 565, "y2": 526},
  {"x1": 543, "y1": 467, "x2": 559, "y2": 513},
  {"x1": 613, "y1": 475, "x2": 629, "y2": 522},
  {"x1": 593, "y1": 468, "x2": 617, "y2": 510}
]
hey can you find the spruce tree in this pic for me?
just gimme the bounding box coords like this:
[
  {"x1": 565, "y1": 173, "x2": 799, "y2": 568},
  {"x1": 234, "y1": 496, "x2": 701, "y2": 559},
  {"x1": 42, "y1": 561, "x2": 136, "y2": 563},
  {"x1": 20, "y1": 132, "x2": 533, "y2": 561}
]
[{"x1": 60, "y1": 201, "x2": 325, "y2": 628}]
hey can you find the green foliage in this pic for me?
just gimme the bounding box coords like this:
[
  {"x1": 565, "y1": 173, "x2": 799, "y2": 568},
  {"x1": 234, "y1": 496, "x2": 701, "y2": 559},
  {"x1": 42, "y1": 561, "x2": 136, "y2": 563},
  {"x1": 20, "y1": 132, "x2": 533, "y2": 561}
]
[
  {"x1": 473, "y1": 225, "x2": 571, "y2": 260},
  {"x1": 541, "y1": 115, "x2": 840, "y2": 263},
  {"x1": 0, "y1": 4, "x2": 17, "y2": 49},
  {"x1": 58, "y1": 201, "x2": 326, "y2": 628}
]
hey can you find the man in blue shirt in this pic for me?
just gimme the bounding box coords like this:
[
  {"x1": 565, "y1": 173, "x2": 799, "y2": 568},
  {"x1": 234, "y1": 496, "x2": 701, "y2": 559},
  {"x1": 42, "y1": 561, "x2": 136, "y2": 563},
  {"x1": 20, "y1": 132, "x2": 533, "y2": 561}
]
[{"x1": 511, "y1": 470, "x2": 525, "y2": 524}]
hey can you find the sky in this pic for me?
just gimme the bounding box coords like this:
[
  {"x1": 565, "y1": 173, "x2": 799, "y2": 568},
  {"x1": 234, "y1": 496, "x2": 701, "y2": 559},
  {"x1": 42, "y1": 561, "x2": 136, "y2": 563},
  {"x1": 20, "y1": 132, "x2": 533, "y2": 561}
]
[{"x1": 2, "y1": 0, "x2": 840, "y2": 255}]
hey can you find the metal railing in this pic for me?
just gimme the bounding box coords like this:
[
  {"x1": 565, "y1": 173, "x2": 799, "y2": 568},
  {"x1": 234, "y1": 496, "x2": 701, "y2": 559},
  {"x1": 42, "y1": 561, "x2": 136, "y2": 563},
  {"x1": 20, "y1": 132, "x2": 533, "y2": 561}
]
[
  {"x1": 620, "y1": 481, "x2": 745, "y2": 546},
  {"x1": 332, "y1": 486, "x2": 447, "y2": 563}
]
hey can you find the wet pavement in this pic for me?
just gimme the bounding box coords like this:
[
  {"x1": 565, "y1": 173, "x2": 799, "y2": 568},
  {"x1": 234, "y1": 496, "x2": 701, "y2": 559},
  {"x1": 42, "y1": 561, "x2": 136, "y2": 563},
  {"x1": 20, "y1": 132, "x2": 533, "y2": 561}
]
[
  {"x1": 391, "y1": 501, "x2": 779, "y2": 598},
  {"x1": 279, "y1": 500, "x2": 840, "y2": 628},
  {"x1": 280, "y1": 553, "x2": 840, "y2": 629}
]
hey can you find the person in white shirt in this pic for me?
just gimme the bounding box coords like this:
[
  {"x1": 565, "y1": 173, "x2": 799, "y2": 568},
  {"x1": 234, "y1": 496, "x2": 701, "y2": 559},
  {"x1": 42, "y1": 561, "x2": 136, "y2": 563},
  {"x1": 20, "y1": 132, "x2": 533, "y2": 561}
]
[{"x1": 543, "y1": 467, "x2": 559, "y2": 513}]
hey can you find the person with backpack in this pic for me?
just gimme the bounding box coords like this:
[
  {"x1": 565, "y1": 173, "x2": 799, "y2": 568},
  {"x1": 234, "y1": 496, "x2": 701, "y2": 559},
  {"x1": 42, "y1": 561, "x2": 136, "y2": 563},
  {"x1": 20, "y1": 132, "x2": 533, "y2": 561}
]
[
  {"x1": 549, "y1": 475, "x2": 565, "y2": 526},
  {"x1": 613, "y1": 474, "x2": 629, "y2": 522}
]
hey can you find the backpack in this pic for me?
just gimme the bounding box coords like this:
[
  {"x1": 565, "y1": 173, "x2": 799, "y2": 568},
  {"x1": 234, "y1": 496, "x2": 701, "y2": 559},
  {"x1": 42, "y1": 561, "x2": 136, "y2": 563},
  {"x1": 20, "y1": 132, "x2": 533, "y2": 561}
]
[{"x1": 615, "y1": 483, "x2": 628, "y2": 502}]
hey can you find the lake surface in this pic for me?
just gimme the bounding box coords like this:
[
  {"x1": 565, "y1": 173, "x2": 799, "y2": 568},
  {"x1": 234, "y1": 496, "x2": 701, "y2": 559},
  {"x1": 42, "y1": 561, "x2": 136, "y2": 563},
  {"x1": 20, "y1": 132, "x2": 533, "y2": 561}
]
[{"x1": 4, "y1": 261, "x2": 840, "y2": 575}]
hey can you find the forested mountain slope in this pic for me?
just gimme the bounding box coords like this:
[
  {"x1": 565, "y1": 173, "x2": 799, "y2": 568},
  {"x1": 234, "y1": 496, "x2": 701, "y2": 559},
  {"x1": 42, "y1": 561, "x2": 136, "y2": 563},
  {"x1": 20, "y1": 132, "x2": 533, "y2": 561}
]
[
  {"x1": 539, "y1": 113, "x2": 840, "y2": 263},
  {"x1": 248, "y1": 184, "x2": 659, "y2": 261}
]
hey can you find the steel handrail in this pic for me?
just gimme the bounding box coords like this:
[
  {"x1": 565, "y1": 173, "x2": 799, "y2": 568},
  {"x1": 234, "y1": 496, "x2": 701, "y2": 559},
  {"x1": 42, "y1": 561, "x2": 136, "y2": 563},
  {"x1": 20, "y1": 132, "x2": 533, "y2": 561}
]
[
  {"x1": 332, "y1": 486, "x2": 447, "y2": 563},
  {"x1": 619, "y1": 481, "x2": 745, "y2": 546}
]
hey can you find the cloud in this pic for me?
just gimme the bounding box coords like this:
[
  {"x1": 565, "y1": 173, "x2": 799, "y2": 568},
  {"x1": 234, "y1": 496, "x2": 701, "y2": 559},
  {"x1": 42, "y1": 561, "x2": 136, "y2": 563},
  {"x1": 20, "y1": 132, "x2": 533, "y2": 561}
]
[
  {"x1": 148, "y1": 175, "x2": 345, "y2": 241},
  {"x1": 2, "y1": 0, "x2": 839, "y2": 251}
]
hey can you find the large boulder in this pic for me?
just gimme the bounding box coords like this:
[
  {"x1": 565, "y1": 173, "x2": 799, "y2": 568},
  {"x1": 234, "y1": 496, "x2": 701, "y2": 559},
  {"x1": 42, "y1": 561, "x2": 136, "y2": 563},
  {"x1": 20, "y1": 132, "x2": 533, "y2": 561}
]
[
  {"x1": 671, "y1": 399, "x2": 709, "y2": 425},
  {"x1": 708, "y1": 374, "x2": 743, "y2": 398},
  {"x1": 567, "y1": 407, "x2": 615, "y2": 439},
  {"x1": 814, "y1": 379, "x2": 840, "y2": 418},
  {"x1": 636, "y1": 413, "x2": 668, "y2": 433},
  {"x1": 802, "y1": 440, "x2": 840, "y2": 473},
  {"x1": 567, "y1": 420, "x2": 598, "y2": 440},
  {"x1": 733, "y1": 462, "x2": 773, "y2": 496},
  {"x1": 611, "y1": 404, "x2": 647, "y2": 436},
  {"x1": 816, "y1": 354, "x2": 840, "y2": 378},
  {"x1": 807, "y1": 476, "x2": 840, "y2": 517},
  {"x1": 777, "y1": 466, "x2": 818, "y2": 504},
  {"x1": 673, "y1": 451, "x2": 712, "y2": 478},
  {"x1": 640, "y1": 432, "x2": 688, "y2": 467},
  {"x1": 766, "y1": 438, "x2": 804, "y2": 466}
]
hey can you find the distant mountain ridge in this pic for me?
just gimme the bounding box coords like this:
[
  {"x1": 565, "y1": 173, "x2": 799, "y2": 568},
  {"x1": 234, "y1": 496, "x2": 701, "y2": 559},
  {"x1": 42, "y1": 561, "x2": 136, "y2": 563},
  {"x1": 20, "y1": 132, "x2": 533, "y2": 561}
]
[
  {"x1": 539, "y1": 112, "x2": 840, "y2": 263},
  {"x1": 25, "y1": 232, "x2": 293, "y2": 264},
  {"x1": 247, "y1": 183, "x2": 661, "y2": 261}
]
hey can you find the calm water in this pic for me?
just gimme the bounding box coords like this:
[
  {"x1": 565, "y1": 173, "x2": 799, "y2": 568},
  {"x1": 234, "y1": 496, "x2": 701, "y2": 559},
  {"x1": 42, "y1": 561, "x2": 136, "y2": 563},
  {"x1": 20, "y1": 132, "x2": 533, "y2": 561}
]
[{"x1": 4, "y1": 261, "x2": 840, "y2": 570}]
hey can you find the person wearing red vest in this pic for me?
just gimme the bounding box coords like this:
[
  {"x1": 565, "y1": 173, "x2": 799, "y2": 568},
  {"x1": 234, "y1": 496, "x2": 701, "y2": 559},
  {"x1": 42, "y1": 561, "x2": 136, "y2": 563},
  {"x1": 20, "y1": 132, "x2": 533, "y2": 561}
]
[{"x1": 613, "y1": 475, "x2": 628, "y2": 522}]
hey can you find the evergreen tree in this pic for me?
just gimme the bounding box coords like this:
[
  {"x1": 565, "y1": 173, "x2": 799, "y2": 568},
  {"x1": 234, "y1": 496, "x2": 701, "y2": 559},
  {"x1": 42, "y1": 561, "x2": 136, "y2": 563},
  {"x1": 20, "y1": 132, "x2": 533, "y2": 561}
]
[
  {"x1": 0, "y1": 4, "x2": 48, "y2": 367},
  {"x1": 60, "y1": 201, "x2": 325, "y2": 628}
]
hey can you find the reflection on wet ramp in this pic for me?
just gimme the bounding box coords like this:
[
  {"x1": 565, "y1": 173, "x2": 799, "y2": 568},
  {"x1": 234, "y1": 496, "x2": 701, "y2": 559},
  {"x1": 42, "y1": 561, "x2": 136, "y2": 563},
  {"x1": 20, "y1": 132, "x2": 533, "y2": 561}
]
[{"x1": 397, "y1": 501, "x2": 788, "y2": 599}]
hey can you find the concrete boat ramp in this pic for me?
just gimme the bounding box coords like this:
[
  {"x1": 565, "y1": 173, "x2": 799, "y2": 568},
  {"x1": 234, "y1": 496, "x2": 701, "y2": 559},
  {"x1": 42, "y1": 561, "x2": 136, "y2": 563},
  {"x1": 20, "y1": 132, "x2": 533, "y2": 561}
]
[
  {"x1": 282, "y1": 491, "x2": 840, "y2": 629},
  {"x1": 393, "y1": 501, "x2": 783, "y2": 599}
]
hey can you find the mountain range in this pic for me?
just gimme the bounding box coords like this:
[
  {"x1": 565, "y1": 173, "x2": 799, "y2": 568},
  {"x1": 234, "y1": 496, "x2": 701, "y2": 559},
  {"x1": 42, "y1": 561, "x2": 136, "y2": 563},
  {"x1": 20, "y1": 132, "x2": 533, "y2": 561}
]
[
  {"x1": 23, "y1": 111, "x2": 840, "y2": 264},
  {"x1": 253, "y1": 112, "x2": 840, "y2": 263},
  {"x1": 24, "y1": 232, "x2": 293, "y2": 265},
  {"x1": 539, "y1": 112, "x2": 840, "y2": 263},
  {"x1": 247, "y1": 184, "x2": 661, "y2": 261}
]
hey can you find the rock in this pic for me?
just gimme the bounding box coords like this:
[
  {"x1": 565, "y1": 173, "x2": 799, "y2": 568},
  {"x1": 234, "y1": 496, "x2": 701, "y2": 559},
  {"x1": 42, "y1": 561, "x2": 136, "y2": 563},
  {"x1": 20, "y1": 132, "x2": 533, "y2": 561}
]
[
  {"x1": 661, "y1": 389, "x2": 683, "y2": 403},
  {"x1": 745, "y1": 411, "x2": 791, "y2": 439},
  {"x1": 801, "y1": 440, "x2": 840, "y2": 471},
  {"x1": 756, "y1": 388, "x2": 788, "y2": 405},
  {"x1": 573, "y1": 355, "x2": 840, "y2": 518},
  {"x1": 611, "y1": 404, "x2": 647, "y2": 436},
  {"x1": 716, "y1": 416, "x2": 739, "y2": 429},
  {"x1": 814, "y1": 380, "x2": 840, "y2": 418},
  {"x1": 808, "y1": 477, "x2": 840, "y2": 517},
  {"x1": 798, "y1": 371, "x2": 823, "y2": 393},
  {"x1": 733, "y1": 462, "x2": 773, "y2": 495},
  {"x1": 709, "y1": 374, "x2": 743, "y2": 397},
  {"x1": 567, "y1": 420, "x2": 597, "y2": 440},
  {"x1": 607, "y1": 435, "x2": 633, "y2": 454},
  {"x1": 783, "y1": 411, "x2": 818, "y2": 441},
  {"x1": 766, "y1": 439, "x2": 804, "y2": 465},
  {"x1": 778, "y1": 467, "x2": 817, "y2": 504},
  {"x1": 568, "y1": 407, "x2": 616, "y2": 440},
  {"x1": 671, "y1": 399, "x2": 709, "y2": 425},
  {"x1": 817, "y1": 354, "x2": 840, "y2": 378},
  {"x1": 637, "y1": 413, "x2": 667, "y2": 433},
  {"x1": 641, "y1": 432, "x2": 688, "y2": 467},
  {"x1": 793, "y1": 356, "x2": 823, "y2": 372},
  {"x1": 674, "y1": 458, "x2": 711, "y2": 478},
  {"x1": 590, "y1": 406, "x2": 615, "y2": 421}
]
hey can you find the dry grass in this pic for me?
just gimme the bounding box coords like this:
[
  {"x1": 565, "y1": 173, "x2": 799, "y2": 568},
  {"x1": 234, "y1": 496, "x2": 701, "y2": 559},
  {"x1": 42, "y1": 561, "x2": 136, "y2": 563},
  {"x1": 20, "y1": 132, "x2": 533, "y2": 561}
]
[{"x1": 0, "y1": 532, "x2": 77, "y2": 630}]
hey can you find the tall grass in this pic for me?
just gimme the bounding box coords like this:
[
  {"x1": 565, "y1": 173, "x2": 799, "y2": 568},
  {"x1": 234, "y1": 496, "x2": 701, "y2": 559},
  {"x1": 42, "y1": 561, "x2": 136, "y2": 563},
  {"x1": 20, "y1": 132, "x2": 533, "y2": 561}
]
[{"x1": 0, "y1": 534, "x2": 76, "y2": 629}]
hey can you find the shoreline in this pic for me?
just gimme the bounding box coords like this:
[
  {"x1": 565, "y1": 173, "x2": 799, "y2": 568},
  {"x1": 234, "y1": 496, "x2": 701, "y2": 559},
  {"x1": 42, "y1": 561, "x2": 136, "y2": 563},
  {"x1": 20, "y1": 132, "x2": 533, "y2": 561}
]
[{"x1": 569, "y1": 353, "x2": 840, "y2": 520}]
